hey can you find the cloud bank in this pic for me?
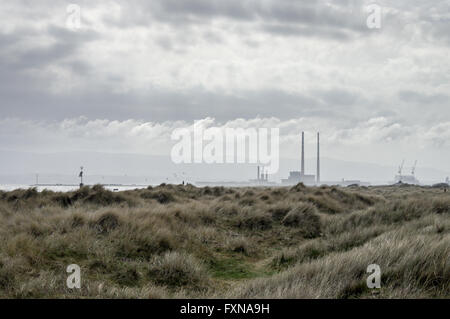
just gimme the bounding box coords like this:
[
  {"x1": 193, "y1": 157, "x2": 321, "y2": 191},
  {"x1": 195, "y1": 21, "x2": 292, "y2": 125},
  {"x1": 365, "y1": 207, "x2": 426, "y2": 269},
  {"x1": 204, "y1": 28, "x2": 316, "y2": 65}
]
[
  {"x1": 0, "y1": 0, "x2": 448, "y2": 175},
  {"x1": 1, "y1": 116, "x2": 449, "y2": 172}
]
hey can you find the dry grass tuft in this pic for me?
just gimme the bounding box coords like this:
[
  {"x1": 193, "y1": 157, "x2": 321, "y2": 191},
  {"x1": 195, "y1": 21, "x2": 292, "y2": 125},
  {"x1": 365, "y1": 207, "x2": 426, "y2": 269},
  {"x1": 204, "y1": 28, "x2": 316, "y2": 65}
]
[
  {"x1": 147, "y1": 252, "x2": 208, "y2": 289},
  {"x1": 92, "y1": 212, "x2": 121, "y2": 234},
  {"x1": 281, "y1": 203, "x2": 321, "y2": 238}
]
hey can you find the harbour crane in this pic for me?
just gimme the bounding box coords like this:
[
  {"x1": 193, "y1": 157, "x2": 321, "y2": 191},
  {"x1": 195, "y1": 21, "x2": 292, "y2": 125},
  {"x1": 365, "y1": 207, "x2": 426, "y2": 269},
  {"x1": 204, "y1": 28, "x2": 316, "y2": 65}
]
[
  {"x1": 398, "y1": 160, "x2": 405, "y2": 175},
  {"x1": 396, "y1": 160, "x2": 405, "y2": 183},
  {"x1": 411, "y1": 160, "x2": 417, "y2": 176}
]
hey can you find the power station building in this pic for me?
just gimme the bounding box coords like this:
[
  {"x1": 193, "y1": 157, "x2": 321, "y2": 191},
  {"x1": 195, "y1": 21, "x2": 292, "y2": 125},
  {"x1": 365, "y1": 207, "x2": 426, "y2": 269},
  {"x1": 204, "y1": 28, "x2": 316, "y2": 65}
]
[
  {"x1": 251, "y1": 165, "x2": 270, "y2": 185},
  {"x1": 282, "y1": 132, "x2": 320, "y2": 186}
]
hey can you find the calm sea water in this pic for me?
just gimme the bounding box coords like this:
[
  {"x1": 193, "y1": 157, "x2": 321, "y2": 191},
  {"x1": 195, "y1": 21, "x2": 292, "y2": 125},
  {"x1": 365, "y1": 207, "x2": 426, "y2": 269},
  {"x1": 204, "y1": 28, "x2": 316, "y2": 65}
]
[{"x1": 0, "y1": 184, "x2": 149, "y2": 192}]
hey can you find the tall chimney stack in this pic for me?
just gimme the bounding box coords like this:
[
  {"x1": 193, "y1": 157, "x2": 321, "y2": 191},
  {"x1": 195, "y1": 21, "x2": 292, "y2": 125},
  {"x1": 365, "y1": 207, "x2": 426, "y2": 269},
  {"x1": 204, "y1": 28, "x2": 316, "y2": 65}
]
[
  {"x1": 301, "y1": 132, "x2": 305, "y2": 175},
  {"x1": 317, "y1": 132, "x2": 320, "y2": 185},
  {"x1": 257, "y1": 166, "x2": 260, "y2": 181}
]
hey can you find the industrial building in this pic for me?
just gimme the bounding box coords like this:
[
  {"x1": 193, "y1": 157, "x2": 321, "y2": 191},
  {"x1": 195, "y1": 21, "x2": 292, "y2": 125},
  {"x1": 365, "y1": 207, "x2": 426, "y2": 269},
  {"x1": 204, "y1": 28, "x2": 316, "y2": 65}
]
[
  {"x1": 250, "y1": 166, "x2": 270, "y2": 184},
  {"x1": 282, "y1": 132, "x2": 320, "y2": 186}
]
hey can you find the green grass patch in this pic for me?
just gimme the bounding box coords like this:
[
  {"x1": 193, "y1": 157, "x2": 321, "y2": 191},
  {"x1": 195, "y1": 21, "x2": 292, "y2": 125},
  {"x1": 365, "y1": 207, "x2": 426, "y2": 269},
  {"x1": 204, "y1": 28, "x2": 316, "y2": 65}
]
[{"x1": 209, "y1": 255, "x2": 272, "y2": 280}]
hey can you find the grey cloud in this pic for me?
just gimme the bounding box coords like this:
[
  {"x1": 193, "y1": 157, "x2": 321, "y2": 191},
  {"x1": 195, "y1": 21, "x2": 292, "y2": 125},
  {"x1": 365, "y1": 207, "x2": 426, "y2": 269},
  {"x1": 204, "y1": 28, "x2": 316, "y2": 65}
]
[
  {"x1": 430, "y1": 20, "x2": 450, "y2": 45},
  {"x1": 1, "y1": 25, "x2": 98, "y2": 70},
  {"x1": 155, "y1": 36, "x2": 174, "y2": 51},
  {"x1": 157, "y1": 0, "x2": 256, "y2": 21},
  {"x1": 0, "y1": 25, "x2": 98, "y2": 112},
  {"x1": 258, "y1": 2, "x2": 367, "y2": 33},
  {"x1": 99, "y1": 0, "x2": 450, "y2": 48},
  {"x1": 398, "y1": 90, "x2": 448, "y2": 104},
  {"x1": 261, "y1": 24, "x2": 351, "y2": 41},
  {"x1": 0, "y1": 25, "x2": 345, "y2": 123},
  {"x1": 0, "y1": 0, "x2": 448, "y2": 128},
  {"x1": 106, "y1": 0, "x2": 370, "y2": 40},
  {"x1": 0, "y1": 21, "x2": 357, "y2": 123},
  {"x1": 202, "y1": 31, "x2": 224, "y2": 44},
  {"x1": 315, "y1": 88, "x2": 360, "y2": 106},
  {"x1": 0, "y1": 84, "x2": 343, "y2": 122}
]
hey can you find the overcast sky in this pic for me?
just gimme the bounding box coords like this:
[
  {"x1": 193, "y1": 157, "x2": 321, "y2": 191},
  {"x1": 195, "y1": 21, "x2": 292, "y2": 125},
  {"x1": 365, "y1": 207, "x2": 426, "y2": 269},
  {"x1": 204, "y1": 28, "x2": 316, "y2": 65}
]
[{"x1": 1, "y1": 0, "x2": 449, "y2": 173}]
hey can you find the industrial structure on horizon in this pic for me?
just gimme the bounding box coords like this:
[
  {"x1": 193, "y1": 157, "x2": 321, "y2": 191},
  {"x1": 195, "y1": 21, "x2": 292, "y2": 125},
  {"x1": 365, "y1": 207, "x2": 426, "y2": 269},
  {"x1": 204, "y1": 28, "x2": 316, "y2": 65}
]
[
  {"x1": 250, "y1": 165, "x2": 270, "y2": 184},
  {"x1": 27, "y1": 133, "x2": 443, "y2": 188},
  {"x1": 194, "y1": 131, "x2": 440, "y2": 188},
  {"x1": 394, "y1": 160, "x2": 420, "y2": 185},
  {"x1": 282, "y1": 132, "x2": 320, "y2": 186}
]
